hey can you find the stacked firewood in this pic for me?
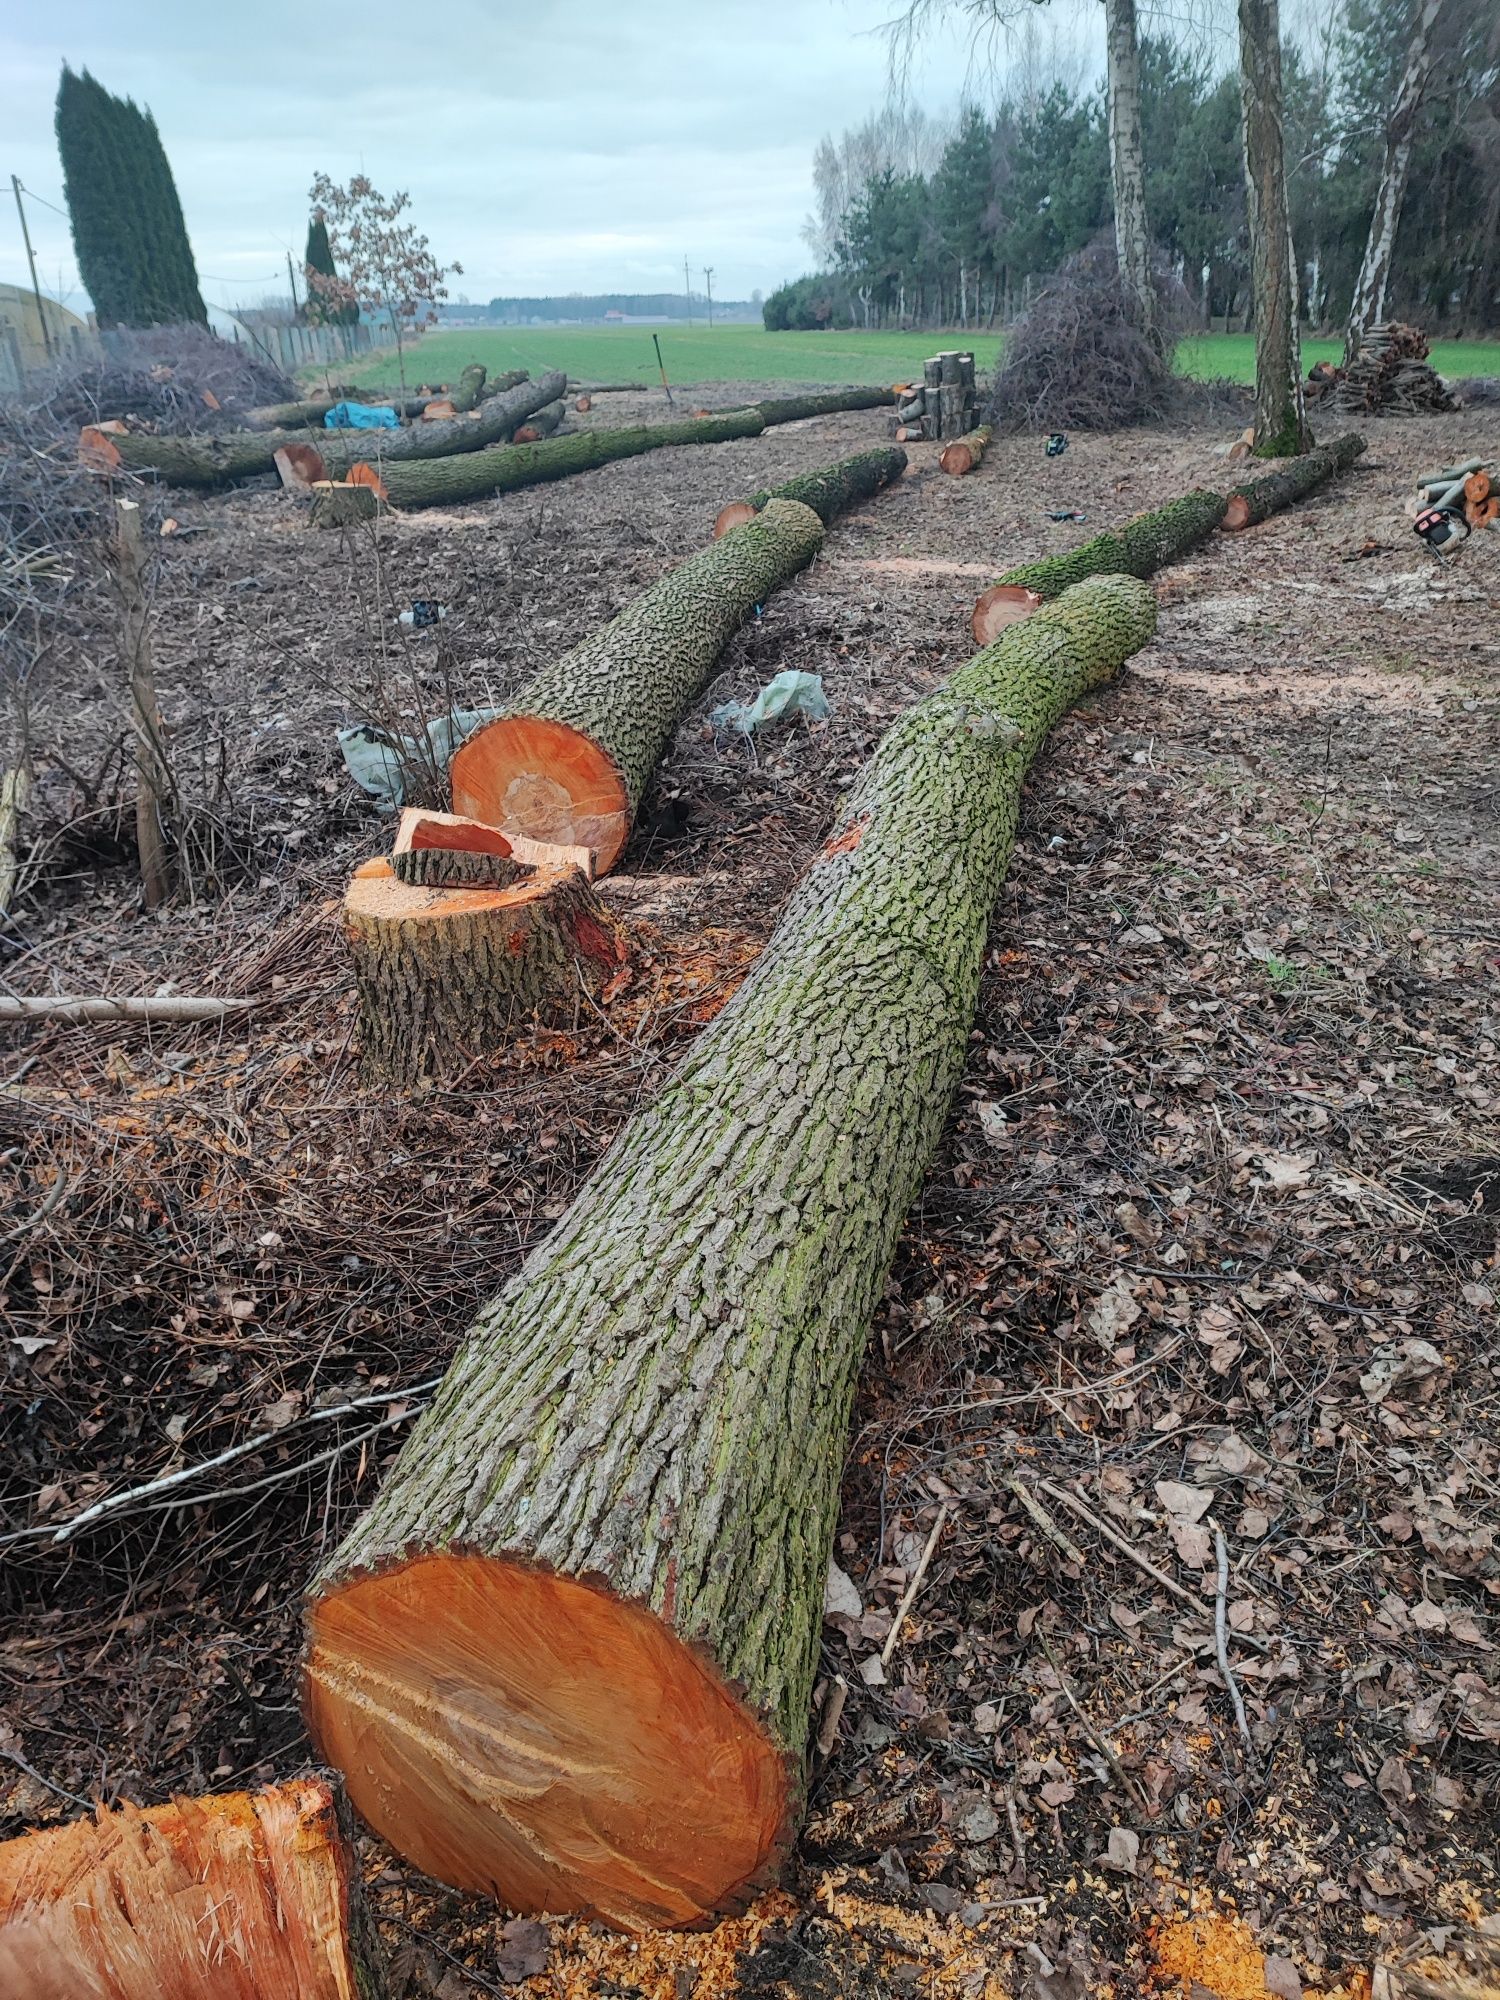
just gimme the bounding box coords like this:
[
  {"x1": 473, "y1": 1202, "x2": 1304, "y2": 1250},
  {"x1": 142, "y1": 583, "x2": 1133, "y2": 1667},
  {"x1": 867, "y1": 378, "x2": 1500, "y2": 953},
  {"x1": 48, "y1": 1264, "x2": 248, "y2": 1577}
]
[
  {"x1": 1305, "y1": 322, "x2": 1457, "y2": 416},
  {"x1": 893, "y1": 351, "x2": 981, "y2": 441}
]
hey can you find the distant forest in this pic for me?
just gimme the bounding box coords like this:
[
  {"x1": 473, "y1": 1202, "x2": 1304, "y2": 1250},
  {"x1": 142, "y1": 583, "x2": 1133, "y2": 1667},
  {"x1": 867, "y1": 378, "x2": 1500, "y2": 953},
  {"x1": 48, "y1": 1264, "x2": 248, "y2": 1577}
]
[
  {"x1": 768, "y1": 3, "x2": 1498, "y2": 334},
  {"x1": 483, "y1": 292, "x2": 759, "y2": 324}
]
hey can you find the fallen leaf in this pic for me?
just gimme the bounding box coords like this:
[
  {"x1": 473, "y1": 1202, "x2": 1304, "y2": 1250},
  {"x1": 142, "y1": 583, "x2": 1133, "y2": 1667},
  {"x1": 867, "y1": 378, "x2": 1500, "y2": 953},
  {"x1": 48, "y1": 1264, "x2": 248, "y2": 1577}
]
[
  {"x1": 496, "y1": 1917, "x2": 549, "y2": 1985},
  {"x1": 1156, "y1": 1480, "x2": 1214, "y2": 1523},
  {"x1": 1102, "y1": 1825, "x2": 1139, "y2": 1874}
]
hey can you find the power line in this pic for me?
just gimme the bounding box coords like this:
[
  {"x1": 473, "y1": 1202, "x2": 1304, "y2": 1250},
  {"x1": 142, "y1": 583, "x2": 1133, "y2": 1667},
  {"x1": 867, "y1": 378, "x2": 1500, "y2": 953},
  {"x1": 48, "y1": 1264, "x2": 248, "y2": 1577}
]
[{"x1": 13, "y1": 180, "x2": 68, "y2": 220}]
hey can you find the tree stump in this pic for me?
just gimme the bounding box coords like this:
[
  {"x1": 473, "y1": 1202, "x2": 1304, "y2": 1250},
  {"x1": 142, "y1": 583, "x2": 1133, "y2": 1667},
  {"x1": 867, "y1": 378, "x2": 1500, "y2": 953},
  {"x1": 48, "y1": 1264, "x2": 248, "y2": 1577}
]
[
  {"x1": 0, "y1": 1777, "x2": 386, "y2": 2000},
  {"x1": 310, "y1": 481, "x2": 383, "y2": 529}
]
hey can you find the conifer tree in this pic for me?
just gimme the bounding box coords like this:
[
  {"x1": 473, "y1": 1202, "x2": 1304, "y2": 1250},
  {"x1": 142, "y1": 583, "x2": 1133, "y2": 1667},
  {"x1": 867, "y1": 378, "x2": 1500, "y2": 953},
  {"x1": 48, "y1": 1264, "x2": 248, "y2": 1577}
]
[{"x1": 304, "y1": 213, "x2": 357, "y2": 325}]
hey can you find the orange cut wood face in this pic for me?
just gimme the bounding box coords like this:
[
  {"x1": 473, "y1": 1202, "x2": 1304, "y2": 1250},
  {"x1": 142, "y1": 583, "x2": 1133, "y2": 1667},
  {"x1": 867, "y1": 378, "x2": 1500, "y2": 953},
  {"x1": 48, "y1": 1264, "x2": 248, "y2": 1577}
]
[
  {"x1": 346, "y1": 462, "x2": 390, "y2": 502},
  {"x1": 344, "y1": 855, "x2": 584, "y2": 927},
  {"x1": 0, "y1": 1778, "x2": 362, "y2": 2000},
  {"x1": 970, "y1": 583, "x2": 1043, "y2": 645},
  {"x1": 393, "y1": 808, "x2": 593, "y2": 879},
  {"x1": 939, "y1": 441, "x2": 975, "y2": 476},
  {"x1": 712, "y1": 500, "x2": 758, "y2": 540},
  {"x1": 451, "y1": 716, "x2": 631, "y2": 875},
  {"x1": 275, "y1": 442, "x2": 328, "y2": 490},
  {"x1": 305, "y1": 1553, "x2": 788, "y2": 1931},
  {"x1": 1222, "y1": 495, "x2": 1253, "y2": 531},
  {"x1": 78, "y1": 426, "x2": 123, "y2": 471},
  {"x1": 423, "y1": 399, "x2": 458, "y2": 420}
]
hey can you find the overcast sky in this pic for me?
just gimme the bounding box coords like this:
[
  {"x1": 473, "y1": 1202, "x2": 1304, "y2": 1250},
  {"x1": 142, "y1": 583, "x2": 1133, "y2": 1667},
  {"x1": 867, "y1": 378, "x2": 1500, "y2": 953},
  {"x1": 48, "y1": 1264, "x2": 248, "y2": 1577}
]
[{"x1": 2, "y1": 0, "x2": 1121, "y2": 317}]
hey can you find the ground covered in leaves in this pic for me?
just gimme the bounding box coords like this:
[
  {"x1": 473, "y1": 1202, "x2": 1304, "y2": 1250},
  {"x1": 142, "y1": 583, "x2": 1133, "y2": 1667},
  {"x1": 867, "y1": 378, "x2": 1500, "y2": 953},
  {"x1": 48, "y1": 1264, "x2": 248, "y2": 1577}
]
[{"x1": 1, "y1": 381, "x2": 1497, "y2": 1999}]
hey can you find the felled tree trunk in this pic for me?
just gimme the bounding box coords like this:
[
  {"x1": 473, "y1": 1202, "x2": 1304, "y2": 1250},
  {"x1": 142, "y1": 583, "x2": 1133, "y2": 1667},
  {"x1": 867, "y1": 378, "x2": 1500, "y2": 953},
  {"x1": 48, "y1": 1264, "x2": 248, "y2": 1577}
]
[
  {"x1": 712, "y1": 445, "x2": 907, "y2": 537},
  {"x1": 1223, "y1": 431, "x2": 1366, "y2": 529},
  {"x1": 451, "y1": 362, "x2": 486, "y2": 412},
  {"x1": 360, "y1": 410, "x2": 765, "y2": 514},
  {"x1": 83, "y1": 373, "x2": 567, "y2": 489},
  {"x1": 939, "y1": 425, "x2": 993, "y2": 476},
  {"x1": 972, "y1": 489, "x2": 1225, "y2": 640},
  {"x1": 304, "y1": 574, "x2": 1158, "y2": 1932},
  {"x1": 749, "y1": 388, "x2": 897, "y2": 427},
  {"x1": 511, "y1": 399, "x2": 564, "y2": 442},
  {"x1": 0, "y1": 1777, "x2": 387, "y2": 2000},
  {"x1": 243, "y1": 395, "x2": 434, "y2": 429},
  {"x1": 344, "y1": 835, "x2": 623, "y2": 1081},
  {"x1": 450, "y1": 497, "x2": 824, "y2": 871}
]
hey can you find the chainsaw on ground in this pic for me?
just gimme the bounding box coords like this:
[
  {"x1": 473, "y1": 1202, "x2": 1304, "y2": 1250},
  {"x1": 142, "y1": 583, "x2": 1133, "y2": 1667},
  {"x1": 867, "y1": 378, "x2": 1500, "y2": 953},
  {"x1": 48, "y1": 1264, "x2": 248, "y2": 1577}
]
[{"x1": 1415, "y1": 459, "x2": 1496, "y2": 552}]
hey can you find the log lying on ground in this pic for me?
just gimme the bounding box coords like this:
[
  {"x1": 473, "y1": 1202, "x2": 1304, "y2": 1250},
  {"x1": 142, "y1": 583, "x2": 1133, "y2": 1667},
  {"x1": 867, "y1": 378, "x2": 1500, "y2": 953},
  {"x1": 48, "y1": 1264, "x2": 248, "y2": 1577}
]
[
  {"x1": 511, "y1": 398, "x2": 564, "y2": 442},
  {"x1": 1222, "y1": 431, "x2": 1367, "y2": 530},
  {"x1": 451, "y1": 497, "x2": 823, "y2": 870},
  {"x1": 940, "y1": 424, "x2": 993, "y2": 476},
  {"x1": 345, "y1": 810, "x2": 615, "y2": 1080},
  {"x1": 305, "y1": 573, "x2": 1158, "y2": 1930},
  {"x1": 0, "y1": 1776, "x2": 386, "y2": 2000},
  {"x1": 357, "y1": 408, "x2": 764, "y2": 514},
  {"x1": 747, "y1": 388, "x2": 898, "y2": 427},
  {"x1": 712, "y1": 444, "x2": 907, "y2": 537},
  {"x1": 83, "y1": 372, "x2": 567, "y2": 489}
]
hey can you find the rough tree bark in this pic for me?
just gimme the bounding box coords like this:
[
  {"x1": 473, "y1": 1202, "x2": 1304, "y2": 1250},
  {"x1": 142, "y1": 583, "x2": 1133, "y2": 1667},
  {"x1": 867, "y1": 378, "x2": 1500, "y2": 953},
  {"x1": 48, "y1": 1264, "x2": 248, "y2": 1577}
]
[
  {"x1": 362, "y1": 410, "x2": 765, "y2": 515},
  {"x1": 450, "y1": 498, "x2": 825, "y2": 872},
  {"x1": 747, "y1": 388, "x2": 898, "y2": 427},
  {"x1": 450, "y1": 362, "x2": 487, "y2": 412},
  {"x1": 1106, "y1": 0, "x2": 1156, "y2": 340},
  {"x1": 304, "y1": 573, "x2": 1158, "y2": 1931},
  {"x1": 115, "y1": 499, "x2": 172, "y2": 909},
  {"x1": 711, "y1": 445, "x2": 907, "y2": 537},
  {"x1": 0, "y1": 1777, "x2": 387, "y2": 2000},
  {"x1": 1344, "y1": 0, "x2": 1446, "y2": 362},
  {"x1": 1223, "y1": 431, "x2": 1366, "y2": 528},
  {"x1": 1238, "y1": 0, "x2": 1310, "y2": 455},
  {"x1": 83, "y1": 373, "x2": 567, "y2": 489},
  {"x1": 511, "y1": 398, "x2": 564, "y2": 442},
  {"x1": 939, "y1": 425, "x2": 993, "y2": 476},
  {"x1": 310, "y1": 482, "x2": 383, "y2": 529},
  {"x1": 243, "y1": 394, "x2": 436, "y2": 429}
]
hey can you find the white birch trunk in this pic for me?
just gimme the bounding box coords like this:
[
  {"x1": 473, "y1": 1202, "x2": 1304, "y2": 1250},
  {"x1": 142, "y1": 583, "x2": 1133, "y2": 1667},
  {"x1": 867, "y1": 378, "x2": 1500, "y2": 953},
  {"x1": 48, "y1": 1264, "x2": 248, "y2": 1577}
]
[
  {"x1": 1238, "y1": 0, "x2": 1309, "y2": 455},
  {"x1": 1344, "y1": 0, "x2": 1446, "y2": 360},
  {"x1": 1105, "y1": 0, "x2": 1154, "y2": 337}
]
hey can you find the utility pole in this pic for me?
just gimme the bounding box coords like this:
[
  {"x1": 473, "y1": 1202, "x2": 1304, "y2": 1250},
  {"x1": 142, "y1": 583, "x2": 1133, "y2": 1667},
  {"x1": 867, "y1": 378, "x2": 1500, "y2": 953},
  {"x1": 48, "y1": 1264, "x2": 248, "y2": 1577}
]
[
  {"x1": 286, "y1": 250, "x2": 301, "y2": 319},
  {"x1": 703, "y1": 266, "x2": 714, "y2": 328},
  {"x1": 683, "y1": 254, "x2": 692, "y2": 325},
  {"x1": 11, "y1": 175, "x2": 55, "y2": 362}
]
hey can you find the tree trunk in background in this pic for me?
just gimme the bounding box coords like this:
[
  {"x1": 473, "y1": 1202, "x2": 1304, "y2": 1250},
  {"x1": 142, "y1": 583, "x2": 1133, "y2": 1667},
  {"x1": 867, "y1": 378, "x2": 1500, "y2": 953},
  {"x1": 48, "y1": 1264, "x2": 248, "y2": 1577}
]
[
  {"x1": 1344, "y1": 0, "x2": 1446, "y2": 362},
  {"x1": 304, "y1": 575, "x2": 1158, "y2": 1933},
  {"x1": 1105, "y1": 0, "x2": 1155, "y2": 339},
  {"x1": 1238, "y1": 0, "x2": 1309, "y2": 455}
]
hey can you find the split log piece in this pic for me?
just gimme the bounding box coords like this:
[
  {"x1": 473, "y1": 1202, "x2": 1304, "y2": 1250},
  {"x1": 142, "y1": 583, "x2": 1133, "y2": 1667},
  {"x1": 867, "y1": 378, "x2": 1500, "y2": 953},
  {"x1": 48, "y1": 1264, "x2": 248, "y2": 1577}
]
[
  {"x1": 304, "y1": 573, "x2": 1158, "y2": 1929},
  {"x1": 0, "y1": 1776, "x2": 387, "y2": 2000},
  {"x1": 360, "y1": 410, "x2": 765, "y2": 514},
  {"x1": 82, "y1": 373, "x2": 567, "y2": 489},
  {"x1": 712, "y1": 445, "x2": 907, "y2": 538},
  {"x1": 450, "y1": 498, "x2": 824, "y2": 871},
  {"x1": 939, "y1": 425, "x2": 993, "y2": 477}
]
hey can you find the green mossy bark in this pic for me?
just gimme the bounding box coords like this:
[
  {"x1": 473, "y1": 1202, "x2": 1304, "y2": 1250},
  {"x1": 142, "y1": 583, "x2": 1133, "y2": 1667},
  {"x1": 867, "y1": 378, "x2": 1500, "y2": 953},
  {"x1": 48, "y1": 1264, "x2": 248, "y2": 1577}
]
[
  {"x1": 310, "y1": 573, "x2": 1157, "y2": 1889},
  {"x1": 1115, "y1": 489, "x2": 1229, "y2": 573},
  {"x1": 374, "y1": 410, "x2": 765, "y2": 510},
  {"x1": 451, "y1": 364, "x2": 487, "y2": 413},
  {"x1": 102, "y1": 373, "x2": 567, "y2": 489},
  {"x1": 511, "y1": 399, "x2": 564, "y2": 440},
  {"x1": 735, "y1": 446, "x2": 908, "y2": 526},
  {"x1": 750, "y1": 389, "x2": 898, "y2": 427},
  {"x1": 1228, "y1": 432, "x2": 1366, "y2": 525},
  {"x1": 464, "y1": 497, "x2": 825, "y2": 819}
]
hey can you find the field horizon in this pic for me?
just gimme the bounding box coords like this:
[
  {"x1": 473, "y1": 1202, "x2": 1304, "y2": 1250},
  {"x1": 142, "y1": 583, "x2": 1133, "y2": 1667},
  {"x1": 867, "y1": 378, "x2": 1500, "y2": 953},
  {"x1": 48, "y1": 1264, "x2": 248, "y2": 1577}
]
[{"x1": 334, "y1": 323, "x2": 1500, "y2": 393}]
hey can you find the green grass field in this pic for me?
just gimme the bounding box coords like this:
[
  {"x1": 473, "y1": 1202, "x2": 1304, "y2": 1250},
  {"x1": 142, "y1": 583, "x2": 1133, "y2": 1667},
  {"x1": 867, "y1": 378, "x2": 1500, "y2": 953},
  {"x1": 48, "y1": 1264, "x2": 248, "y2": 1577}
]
[{"x1": 340, "y1": 323, "x2": 1500, "y2": 393}]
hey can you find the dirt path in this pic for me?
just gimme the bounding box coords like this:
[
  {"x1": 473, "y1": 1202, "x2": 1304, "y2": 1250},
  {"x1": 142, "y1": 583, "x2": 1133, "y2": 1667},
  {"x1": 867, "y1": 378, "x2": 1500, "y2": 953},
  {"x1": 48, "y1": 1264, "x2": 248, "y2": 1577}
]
[{"x1": 2, "y1": 401, "x2": 1496, "y2": 1996}]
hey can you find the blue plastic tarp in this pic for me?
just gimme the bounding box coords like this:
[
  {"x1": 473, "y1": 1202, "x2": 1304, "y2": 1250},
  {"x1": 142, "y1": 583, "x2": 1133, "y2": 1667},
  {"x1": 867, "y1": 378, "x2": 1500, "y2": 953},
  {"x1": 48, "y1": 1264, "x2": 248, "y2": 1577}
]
[{"x1": 324, "y1": 401, "x2": 400, "y2": 431}]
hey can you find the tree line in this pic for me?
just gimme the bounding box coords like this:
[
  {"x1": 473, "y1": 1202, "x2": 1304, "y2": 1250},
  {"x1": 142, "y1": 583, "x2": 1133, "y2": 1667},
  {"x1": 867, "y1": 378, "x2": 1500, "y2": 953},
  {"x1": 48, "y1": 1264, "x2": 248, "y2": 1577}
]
[{"x1": 766, "y1": 1, "x2": 1498, "y2": 338}]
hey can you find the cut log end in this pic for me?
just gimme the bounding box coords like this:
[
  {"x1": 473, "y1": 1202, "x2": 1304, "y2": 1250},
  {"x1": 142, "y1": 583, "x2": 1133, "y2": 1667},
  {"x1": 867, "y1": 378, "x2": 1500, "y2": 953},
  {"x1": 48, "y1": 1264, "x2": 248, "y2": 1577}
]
[
  {"x1": 712, "y1": 500, "x2": 759, "y2": 540},
  {"x1": 304, "y1": 1552, "x2": 790, "y2": 1931},
  {"x1": 1222, "y1": 494, "x2": 1253, "y2": 531},
  {"x1": 0, "y1": 1777, "x2": 383, "y2": 2000},
  {"x1": 422, "y1": 398, "x2": 458, "y2": 420},
  {"x1": 78, "y1": 425, "x2": 123, "y2": 472},
  {"x1": 451, "y1": 715, "x2": 631, "y2": 875},
  {"x1": 939, "y1": 440, "x2": 976, "y2": 476},
  {"x1": 276, "y1": 442, "x2": 330, "y2": 491},
  {"x1": 346, "y1": 462, "x2": 391, "y2": 504},
  {"x1": 970, "y1": 583, "x2": 1044, "y2": 646},
  {"x1": 574, "y1": 395, "x2": 593, "y2": 413}
]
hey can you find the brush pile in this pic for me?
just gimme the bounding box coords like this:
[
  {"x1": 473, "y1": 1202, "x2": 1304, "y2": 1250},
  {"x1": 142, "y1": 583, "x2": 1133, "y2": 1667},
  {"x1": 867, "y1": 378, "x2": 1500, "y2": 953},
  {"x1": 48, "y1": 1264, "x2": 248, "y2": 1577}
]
[
  {"x1": 987, "y1": 243, "x2": 1177, "y2": 433},
  {"x1": 1307, "y1": 322, "x2": 1457, "y2": 417},
  {"x1": 28, "y1": 325, "x2": 297, "y2": 435}
]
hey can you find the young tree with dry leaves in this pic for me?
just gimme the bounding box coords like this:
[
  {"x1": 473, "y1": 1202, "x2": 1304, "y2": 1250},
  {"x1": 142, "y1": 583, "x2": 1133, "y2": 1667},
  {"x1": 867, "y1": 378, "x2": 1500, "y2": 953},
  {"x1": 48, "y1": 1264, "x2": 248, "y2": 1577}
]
[{"x1": 306, "y1": 174, "x2": 460, "y2": 392}]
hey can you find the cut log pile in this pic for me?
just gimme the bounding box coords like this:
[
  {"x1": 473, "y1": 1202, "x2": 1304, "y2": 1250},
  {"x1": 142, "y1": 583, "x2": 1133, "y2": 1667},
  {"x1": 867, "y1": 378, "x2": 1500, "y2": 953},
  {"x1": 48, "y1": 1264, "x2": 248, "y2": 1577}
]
[
  {"x1": 892, "y1": 352, "x2": 980, "y2": 442},
  {"x1": 971, "y1": 434, "x2": 1366, "y2": 642},
  {"x1": 304, "y1": 573, "x2": 1159, "y2": 1930},
  {"x1": 712, "y1": 444, "x2": 907, "y2": 538},
  {"x1": 0, "y1": 1777, "x2": 386, "y2": 2000},
  {"x1": 1305, "y1": 323, "x2": 1457, "y2": 416},
  {"x1": 81, "y1": 371, "x2": 567, "y2": 490}
]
